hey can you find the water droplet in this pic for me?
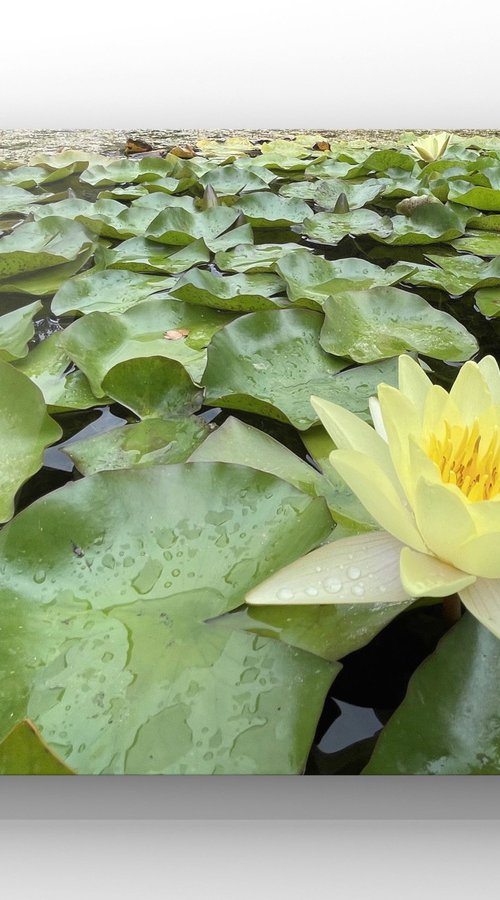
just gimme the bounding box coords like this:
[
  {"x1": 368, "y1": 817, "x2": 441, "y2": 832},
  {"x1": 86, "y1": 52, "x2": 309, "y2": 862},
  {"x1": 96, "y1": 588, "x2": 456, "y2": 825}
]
[
  {"x1": 132, "y1": 559, "x2": 163, "y2": 595},
  {"x1": 277, "y1": 588, "x2": 294, "y2": 601},
  {"x1": 347, "y1": 566, "x2": 361, "y2": 580},
  {"x1": 34, "y1": 569, "x2": 46, "y2": 584},
  {"x1": 172, "y1": 568, "x2": 181, "y2": 577},
  {"x1": 306, "y1": 586, "x2": 318, "y2": 597},
  {"x1": 323, "y1": 576, "x2": 342, "y2": 593},
  {"x1": 352, "y1": 583, "x2": 365, "y2": 597}
]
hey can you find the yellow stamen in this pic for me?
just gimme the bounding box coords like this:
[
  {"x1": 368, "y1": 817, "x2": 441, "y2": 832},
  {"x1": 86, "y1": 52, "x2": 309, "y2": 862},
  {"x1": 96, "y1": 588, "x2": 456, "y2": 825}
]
[{"x1": 427, "y1": 419, "x2": 500, "y2": 501}]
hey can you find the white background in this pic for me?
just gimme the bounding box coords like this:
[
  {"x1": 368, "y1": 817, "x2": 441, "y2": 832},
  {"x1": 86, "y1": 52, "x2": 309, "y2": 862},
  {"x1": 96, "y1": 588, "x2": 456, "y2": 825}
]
[
  {"x1": 1, "y1": 0, "x2": 499, "y2": 894},
  {"x1": 2, "y1": 0, "x2": 498, "y2": 128}
]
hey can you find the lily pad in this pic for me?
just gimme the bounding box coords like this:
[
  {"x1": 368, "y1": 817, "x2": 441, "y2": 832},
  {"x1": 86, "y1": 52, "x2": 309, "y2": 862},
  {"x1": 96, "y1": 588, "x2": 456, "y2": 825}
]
[
  {"x1": 0, "y1": 360, "x2": 62, "y2": 522},
  {"x1": 51, "y1": 269, "x2": 175, "y2": 316},
  {"x1": 146, "y1": 206, "x2": 241, "y2": 246},
  {"x1": 0, "y1": 185, "x2": 39, "y2": 215},
  {"x1": 0, "y1": 720, "x2": 74, "y2": 775},
  {"x1": 169, "y1": 269, "x2": 287, "y2": 311},
  {"x1": 202, "y1": 308, "x2": 350, "y2": 430},
  {"x1": 102, "y1": 356, "x2": 203, "y2": 419},
  {"x1": 376, "y1": 204, "x2": 467, "y2": 245},
  {"x1": 13, "y1": 333, "x2": 104, "y2": 412},
  {"x1": 276, "y1": 248, "x2": 415, "y2": 307},
  {"x1": 0, "y1": 217, "x2": 94, "y2": 279},
  {"x1": 320, "y1": 287, "x2": 478, "y2": 363},
  {"x1": 95, "y1": 237, "x2": 210, "y2": 274},
  {"x1": 364, "y1": 614, "x2": 500, "y2": 774},
  {"x1": 60, "y1": 297, "x2": 234, "y2": 396},
  {"x1": 313, "y1": 178, "x2": 385, "y2": 210},
  {"x1": 236, "y1": 192, "x2": 311, "y2": 227},
  {"x1": 214, "y1": 242, "x2": 306, "y2": 274},
  {"x1": 199, "y1": 164, "x2": 274, "y2": 195},
  {"x1": 64, "y1": 417, "x2": 209, "y2": 475},
  {"x1": 0, "y1": 300, "x2": 42, "y2": 361},
  {"x1": 302, "y1": 209, "x2": 393, "y2": 246},
  {"x1": 451, "y1": 231, "x2": 500, "y2": 257},
  {"x1": 0, "y1": 464, "x2": 335, "y2": 773},
  {"x1": 448, "y1": 180, "x2": 500, "y2": 211}
]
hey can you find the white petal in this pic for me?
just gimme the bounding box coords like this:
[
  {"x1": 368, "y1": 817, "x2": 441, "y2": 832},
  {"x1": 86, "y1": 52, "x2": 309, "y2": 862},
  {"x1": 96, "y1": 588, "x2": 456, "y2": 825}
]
[
  {"x1": 400, "y1": 547, "x2": 476, "y2": 598},
  {"x1": 459, "y1": 578, "x2": 500, "y2": 639},
  {"x1": 368, "y1": 396, "x2": 388, "y2": 441},
  {"x1": 246, "y1": 531, "x2": 410, "y2": 606}
]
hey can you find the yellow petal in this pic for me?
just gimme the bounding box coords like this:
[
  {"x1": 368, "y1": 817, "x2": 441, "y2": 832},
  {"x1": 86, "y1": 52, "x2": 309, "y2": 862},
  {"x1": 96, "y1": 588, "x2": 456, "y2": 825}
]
[
  {"x1": 455, "y1": 533, "x2": 500, "y2": 578},
  {"x1": 448, "y1": 360, "x2": 492, "y2": 423},
  {"x1": 331, "y1": 450, "x2": 427, "y2": 551},
  {"x1": 413, "y1": 478, "x2": 476, "y2": 567},
  {"x1": 400, "y1": 546, "x2": 475, "y2": 598},
  {"x1": 377, "y1": 384, "x2": 420, "y2": 500},
  {"x1": 422, "y1": 383, "x2": 461, "y2": 434},
  {"x1": 246, "y1": 531, "x2": 410, "y2": 606},
  {"x1": 468, "y1": 498, "x2": 500, "y2": 537},
  {"x1": 310, "y1": 395, "x2": 397, "y2": 481},
  {"x1": 478, "y1": 355, "x2": 500, "y2": 405},
  {"x1": 459, "y1": 578, "x2": 500, "y2": 639},
  {"x1": 397, "y1": 355, "x2": 432, "y2": 419}
]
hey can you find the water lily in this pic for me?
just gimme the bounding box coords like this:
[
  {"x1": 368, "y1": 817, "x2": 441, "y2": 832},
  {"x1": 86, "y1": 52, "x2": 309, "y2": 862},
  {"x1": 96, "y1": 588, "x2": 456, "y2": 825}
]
[
  {"x1": 410, "y1": 131, "x2": 451, "y2": 162},
  {"x1": 246, "y1": 354, "x2": 500, "y2": 640}
]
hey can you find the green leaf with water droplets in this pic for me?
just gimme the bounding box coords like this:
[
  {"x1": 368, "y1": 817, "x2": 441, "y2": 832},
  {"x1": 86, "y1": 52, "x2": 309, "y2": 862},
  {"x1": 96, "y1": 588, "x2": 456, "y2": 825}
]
[
  {"x1": 0, "y1": 464, "x2": 335, "y2": 773},
  {"x1": 60, "y1": 297, "x2": 234, "y2": 396},
  {"x1": 202, "y1": 308, "x2": 350, "y2": 430},
  {"x1": 0, "y1": 217, "x2": 94, "y2": 279},
  {"x1": 169, "y1": 269, "x2": 287, "y2": 311},
  {"x1": 0, "y1": 360, "x2": 62, "y2": 523},
  {"x1": 64, "y1": 417, "x2": 209, "y2": 475},
  {"x1": 52, "y1": 268, "x2": 175, "y2": 316},
  {"x1": 364, "y1": 614, "x2": 500, "y2": 774},
  {"x1": 319, "y1": 287, "x2": 478, "y2": 363},
  {"x1": 302, "y1": 209, "x2": 393, "y2": 246}
]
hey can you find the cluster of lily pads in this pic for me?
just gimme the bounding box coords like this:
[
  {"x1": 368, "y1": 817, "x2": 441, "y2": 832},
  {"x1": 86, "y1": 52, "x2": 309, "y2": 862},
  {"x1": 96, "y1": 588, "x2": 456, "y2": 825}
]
[{"x1": 1, "y1": 131, "x2": 500, "y2": 775}]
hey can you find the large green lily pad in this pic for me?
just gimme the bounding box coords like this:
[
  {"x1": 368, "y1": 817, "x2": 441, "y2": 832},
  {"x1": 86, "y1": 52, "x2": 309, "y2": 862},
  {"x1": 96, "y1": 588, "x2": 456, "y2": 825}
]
[
  {"x1": 202, "y1": 308, "x2": 350, "y2": 429},
  {"x1": 95, "y1": 237, "x2": 210, "y2": 274},
  {"x1": 145, "y1": 206, "x2": 241, "y2": 246},
  {"x1": 302, "y1": 209, "x2": 393, "y2": 245},
  {"x1": 0, "y1": 217, "x2": 94, "y2": 279},
  {"x1": 102, "y1": 356, "x2": 203, "y2": 419},
  {"x1": 0, "y1": 464, "x2": 336, "y2": 773},
  {"x1": 169, "y1": 269, "x2": 287, "y2": 311},
  {"x1": 0, "y1": 361, "x2": 62, "y2": 522},
  {"x1": 364, "y1": 614, "x2": 500, "y2": 774},
  {"x1": 320, "y1": 287, "x2": 478, "y2": 362},
  {"x1": 52, "y1": 269, "x2": 174, "y2": 316},
  {"x1": 276, "y1": 248, "x2": 415, "y2": 306},
  {"x1": 60, "y1": 297, "x2": 234, "y2": 395},
  {"x1": 214, "y1": 242, "x2": 305, "y2": 274},
  {"x1": 236, "y1": 192, "x2": 311, "y2": 227}
]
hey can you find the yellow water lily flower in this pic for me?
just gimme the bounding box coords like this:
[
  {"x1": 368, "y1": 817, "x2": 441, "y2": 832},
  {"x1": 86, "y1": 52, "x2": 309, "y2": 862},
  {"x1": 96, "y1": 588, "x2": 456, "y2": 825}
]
[{"x1": 246, "y1": 354, "x2": 500, "y2": 640}]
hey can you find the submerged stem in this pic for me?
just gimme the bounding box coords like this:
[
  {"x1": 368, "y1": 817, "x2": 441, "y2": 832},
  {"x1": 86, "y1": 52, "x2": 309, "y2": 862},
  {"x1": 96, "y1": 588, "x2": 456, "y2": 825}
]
[{"x1": 442, "y1": 594, "x2": 462, "y2": 628}]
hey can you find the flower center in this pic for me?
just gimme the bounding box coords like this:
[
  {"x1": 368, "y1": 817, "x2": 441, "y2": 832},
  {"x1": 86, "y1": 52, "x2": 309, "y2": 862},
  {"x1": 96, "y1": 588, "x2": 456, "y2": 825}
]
[{"x1": 427, "y1": 419, "x2": 500, "y2": 501}]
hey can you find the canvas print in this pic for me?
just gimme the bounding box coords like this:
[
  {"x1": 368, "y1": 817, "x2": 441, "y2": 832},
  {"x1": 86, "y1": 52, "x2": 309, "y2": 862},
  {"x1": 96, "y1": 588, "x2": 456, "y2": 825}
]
[{"x1": 0, "y1": 127, "x2": 499, "y2": 776}]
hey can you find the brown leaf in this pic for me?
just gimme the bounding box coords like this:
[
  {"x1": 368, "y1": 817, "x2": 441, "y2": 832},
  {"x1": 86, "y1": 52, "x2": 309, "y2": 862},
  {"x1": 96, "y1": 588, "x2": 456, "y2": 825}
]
[
  {"x1": 125, "y1": 137, "x2": 154, "y2": 155},
  {"x1": 169, "y1": 145, "x2": 196, "y2": 159},
  {"x1": 164, "y1": 329, "x2": 190, "y2": 341},
  {"x1": 313, "y1": 140, "x2": 331, "y2": 152}
]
